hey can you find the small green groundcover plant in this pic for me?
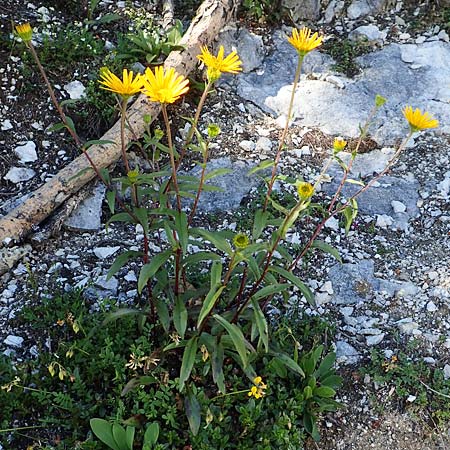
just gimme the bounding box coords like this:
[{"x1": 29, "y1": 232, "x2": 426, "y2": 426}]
[{"x1": 3, "y1": 21, "x2": 439, "y2": 449}]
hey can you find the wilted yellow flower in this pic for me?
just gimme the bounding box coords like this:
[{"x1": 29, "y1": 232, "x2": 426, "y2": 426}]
[
  {"x1": 142, "y1": 66, "x2": 189, "y2": 104},
  {"x1": 402, "y1": 106, "x2": 439, "y2": 132},
  {"x1": 15, "y1": 23, "x2": 33, "y2": 43},
  {"x1": 287, "y1": 27, "x2": 323, "y2": 56},
  {"x1": 197, "y1": 45, "x2": 242, "y2": 82},
  {"x1": 297, "y1": 182, "x2": 314, "y2": 200},
  {"x1": 98, "y1": 67, "x2": 144, "y2": 98},
  {"x1": 233, "y1": 233, "x2": 249, "y2": 249},
  {"x1": 333, "y1": 137, "x2": 347, "y2": 153}
]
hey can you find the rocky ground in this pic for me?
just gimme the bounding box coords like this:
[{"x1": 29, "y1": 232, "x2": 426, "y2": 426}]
[{"x1": 1, "y1": 0, "x2": 450, "y2": 449}]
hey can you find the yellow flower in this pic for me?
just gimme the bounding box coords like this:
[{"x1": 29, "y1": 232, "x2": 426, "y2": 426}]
[
  {"x1": 15, "y1": 22, "x2": 33, "y2": 43},
  {"x1": 333, "y1": 137, "x2": 347, "y2": 153},
  {"x1": 98, "y1": 67, "x2": 144, "y2": 98},
  {"x1": 297, "y1": 182, "x2": 314, "y2": 200},
  {"x1": 233, "y1": 233, "x2": 250, "y2": 249},
  {"x1": 287, "y1": 27, "x2": 323, "y2": 56},
  {"x1": 197, "y1": 45, "x2": 242, "y2": 82},
  {"x1": 248, "y1": 376, "x2": 267, "y2": 399},
  {"x1": 402, "y1": 106, "x2": 439, "y2": 133},
  {"x1": 142, "y1": 66, "x2": 189, "y2": 104}
]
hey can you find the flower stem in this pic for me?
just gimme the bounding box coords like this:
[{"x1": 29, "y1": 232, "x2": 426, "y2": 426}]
[{"x1": 263, "y1": 55, "x2": 304, "y2": 211}]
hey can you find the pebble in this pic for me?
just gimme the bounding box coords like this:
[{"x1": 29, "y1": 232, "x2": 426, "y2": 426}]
[
  {"x1": 64, "y1": 80, "x2": 86, "y2": 100},
  {"x1": 366, "y1": 334, "x2": 385, "y2": 346},
  {"x1": 93, "y1": 246, "x2": 121, "y2": 259},
  {"x1": 321, "y1": 281, "x2": 334, "y2": 295},
  {"x1": 444, "y1": 364, "x2": 450, "y2": 380},
  {"x1": 426, "y1": 301, "x2": 437, "y2": 312},
  {"x1": 4, "y1": 335, "x2": 24, "y2": 348},
  {"x1": 391, "y1": 200, "x2": 406, "y2": 213},
  {"x1": 1, "y1": 119, "x2": 13, "y2": 131},
  {"x1": 4, "y1": 167, "x2": 36, "y2": 183},
  {"x1": 239, "y1": 140, "x2": 255, "y2": 152},
  {"x1": 376, "y1": 214, "x2": 394, "y2": 228},
  {"x1": 255, "y1": 136, "x2": 272, "y2": 153},
  {"x1": 396, "y1": 318, "x2": 420, "y2": 334},
  {"x1": 14, "y1": 141, "x2": 38, "y2": 163}
]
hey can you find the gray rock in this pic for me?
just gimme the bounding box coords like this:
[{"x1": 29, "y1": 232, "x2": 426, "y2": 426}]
[
  {"x1": 391, "y1": 200, "x2": 406, "y2": 213},
  {"x1": 366, "y1": 334, "x2": 385, "y2": 346},
  {"x1": 347, "y1": 0, "x2": 387, "y2": 19},
  {"x1": 4, "y1": 335, "x2": 24, "y2": 348},
  {"x1": 396, "y1": 318, "x2": 420, "y2": 334},
  {"x1": 335, "y1": 340, "x2": 361, "y2": 364},
  {"x1": 4, "y1": 167, "x2": 36, "y2": 183},
  {"x1": 235, "y1": 40, "x2": 449, "y2": 145},
  {"x1": 282, "y1": 0, "x2": 320, "y2": 20},
  {"x1": 324, "y1": 0, "x2": 345, "y2": 23},
  {"x1": 14, "y1": 141, "x2": 38, "y2": 163},
  {"x1": 328, "y1": 259, "x2": 419, "y2": 305},
  {"x1": 130, "y1": 62, "x2": 146, "y2": 74},
  {"x1": 183, "y1": 157, "x2": 259, "y2": 212},
  {"x1": 95, "y1": 275, "x2": 118, "y2": 293},
  {"x1": 1, "y1": 119, "x2": 13, "y2": 131},
  {"x1": 349, "y1": 25, "x2": 387, "y2": 44},
  {"x1": 93, "y1": 246, "x2": 120, "y2": 259},
  {"x1": 65, "y1": 183, "x2": 106, "y2": 231},
  {"x1": 444, "y1": 364, "x2": 450, "y2": 380},
  {"x1": 64, "y1": 80, "x2": 86, "y2": 100},
  {"x1": 218, "y1": 27, "x2": 265, "y2": 73},
  {"x1": 255, "y1": 136, "x2": 273, "y2": 153}
]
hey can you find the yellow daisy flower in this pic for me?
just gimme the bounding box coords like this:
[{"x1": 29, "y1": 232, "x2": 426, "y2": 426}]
[
  {"x1": 233, "y1": 233, "x2": 249, "y2": 249},
  {"x1": 297, "y1": 182, "x2": 314, "y2": 200},
  {"x1": 197, "y1": 45, "x2": 242, "y2": 82},
  {"x1": 333, "y1": 137, "x2": 347, "y2": 153},
  {"x1": 287, "y1": 27, "x2": 323, "y2": 56},
  {"x1": 15, "y1": 22, "x2": 33, "y2": 43},
  {"x1": 402, "y1": 106, "x2": 439, "y2": 133},
  {"x1": 142, "y1": 66, "x2": 189, "y2": 104},
  {"x1": 98, "y1": 67, "x2": 144, "y2": 98}
]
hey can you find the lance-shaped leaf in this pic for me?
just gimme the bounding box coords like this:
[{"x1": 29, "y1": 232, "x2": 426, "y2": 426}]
[
  {"x1": 138, "y1": 249, "x2": 172, "y2": 293},
  {"x1": 179, "y1": 336, "x2": 198, "y2": 391}
]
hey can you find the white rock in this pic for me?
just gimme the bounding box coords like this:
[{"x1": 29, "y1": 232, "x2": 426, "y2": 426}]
[
  {"x1": 14, "y1": 141, "x2": 38, "y2": 163},
  {"x1": 124, "y1": 271, "x2": 137, "y2": 282},
  {"x1": 255, "y1": 136, "x2": 273, "y2": 152},
  {"x1": 415, "y1": 36, "x2": 426, "y2": 44},
  {"x1": 407, "y1": 395, "x2": 417, "y2": 402},
  {"x1": 315, "y1": 292, "x2": 331, "y2": 306},
  {"x1": 444, "y1": 364, "x2": 450, "y2": 380},
  {"x1": 239, "y1": 140, "x2": 255, "y2": 152},
  {"x1": 325, "y1": 216, "x2": 340, "y2": 231},
  {"x1": 428, "y1": 271, "x2": 439, "y2": 280},
  {"x1": 95, "y1": 275, "x2": 118, "y2": 292},
  {"x1": 426, "y1": 301, "x2": 437, "y2": 312},
  {"x1": 4, "y1": 167, "x2": 36, "y2": 183},
  {"x1": 93, "y1": 246, "x2": 120, "y2": 259},
  {"x1": 438, "y1": 30, "x2": 449, "y2": 43},
  {"x1": 396, "y1": 318, "x2": 419, "y2": 334},
  {"x1": 437, "y1": 171, "x2": 450, "y2": 198},
  {"x1": 321, "y1": 281, "x2": 334, "y2": 295},
  {"x1": 349, "y1": 25, "x2": 387, "y2": 43},
  {"x1": 376, "y1": 214, "x2": 394, "y2": 228},
  {"x1": 1, "y1": 119, "x2": 13, "y2": 130},
  {"x1": 391, "y1": 200, "x2": 406, "y2": 213},
  {"x1": 64, "y1": 80, "x2": 86, "y2": 100},
  {"x1": 366, "y1": 334, "x2": 385, "y2": 346},
  {"x1": 4, "y1": 335, "x2": 24, "y2": 348}
]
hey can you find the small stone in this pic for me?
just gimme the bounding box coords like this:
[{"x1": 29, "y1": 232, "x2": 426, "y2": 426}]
[
  {"x1": 391, "y1": 200, "x2": 406, "y2": 213},
  {"x1": 437, "y1": 30, "x2": 449, "y2": 43},
  {"x1": 64, "y1": 80, "x2": 86, "y2": 100},
  {"x1": 14, "y1": 141, "x2": 38, "y2": 163},
  {"x1": 366, "y1": 334, "x2": 385, "y2": 346},
  {"x1": 4, "y1": 167, "x2": 36, "y2": 183},
  {"x1": 423, "y1": 357, "x2": 436, "y2": 364},
  {"x1": 4, "y1": 335, "x2": 24, "y2": 348},
  {"x1": 406, "y1": 395, "x2": 417, "y2": 402},
  {"x1": 443, "y1": 364, "x2": 450, "y2": 380},
  {"x1": 239, "y1": 140, "x2": 255, "y2": 152},
  {"x1": 321, "y1": 281, "x2": 334, "y2": 295},
  {"x1": 335, "y1": 340, "x2": 360, "y2": 365},
  {"x1": 395, "y1": 16, "x2": 406, "y2": 26},
  {"x1": 349, "y1": 25, "x2": 387, "y2": 43},
  {"x1": 399, "y1": 33, "x2": 411, "y2": 40},
  {"x1": 255, "y1": 136, "x2": 273, "y2": 153},
  {"x1": 396, "y1": 318, "x2": 419, "y2": 334},
  {"x1": 124, "y1": 271, "x2": 137, "y2": 282},
  {"x1": 426, "y1": 301, "x2": 437, "y2": 312},
  {"x1": 376, "y1": 214, "x2": 394, "y2": 228},
  {"x1": 1, "y1": 119, "x2": 13, "y2": 130},
  {"x1": 325, "y1": 216, "x2": 340, "y2": 231},
  {"x1": 428, "y1": 271, "x2": 438, "y2": 280},
  {"x1": 93, "y1": 246, "x2": 120, "y2": 259},
  {"x1": 95, "y1": 275, "x2": 118, "y2": 293},
  {"x1": 415, "y1": 36, "x2": 426, "y2": 44},
  {"x1": 315, "y1": 292, "x2": 331, "y2": 306}
]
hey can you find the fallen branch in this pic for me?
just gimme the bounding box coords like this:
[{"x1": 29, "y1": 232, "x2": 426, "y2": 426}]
[{"x1": 0, "y1": 0, "x2": 238, "y2": 247}]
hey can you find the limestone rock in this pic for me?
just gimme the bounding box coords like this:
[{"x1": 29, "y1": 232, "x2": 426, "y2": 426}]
[
  {"x1": 282, "y1": 0, "x2": 321, "y2": 20},
  {"x1": 4, "y1": 167, "x2": 36, "y2": 183},
  {"x1": 347, "y1": 0, "x2": 387, "y2": 19},
  {"x1": 14, "y1": 141, "x2": 38, "y2": 163}
]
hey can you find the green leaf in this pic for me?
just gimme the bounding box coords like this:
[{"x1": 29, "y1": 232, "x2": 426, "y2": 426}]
[
  {"x1": 182, "y1": 251, "x2": 221, "y2": 266},
  {"x1": 213, "y1": 315, "x2": 249, "y2": 368},
  {"x1": 211, "y1": 340, "x2": 225, "y2": 393},
  {"x1": 101, "y1": 308, "x2": 142, "y2": 326},
  {"x1": 204, "y1": 168, "x2": 232, "y2": 180},
  {"x1": 106, "y1": 190, "x2": 116, "y2": 214},
  {"x1": 269, "y1": 351, "x2": 305, "y2": 377},
  {"x1": 83, "y1": 139, "x2": 115, "y2": 149},
  {"x1": 314, "y1": 386, "x2": 336, "y2": 398},
  {"x1": 133, "y1": 207, "x2": 149, "y2": 237},
  {"x1": 121, "y1": 376, "x2": 157, "y2": 396},
  {"x1": 210, "y1": 260, "x2": 222, "y2": 288},
  {"x1": 95, "y1": 12, "x2": 121, "y2": 24},
  {"x1": 251, "y1": 298, "x2": 269, "y2": 352},
  {"x1": 269, "y1": 197, "x2": 290, "y2": 215},
  {"x1": 320, "y1": 374, "x2": 343, "y2": 389},
  {"x1": 185, "y1": 388, "x2": 201, "y2": 436},
  {"x1": 197, "y1": 285, "x2": 225, "y2": 328},
  {"x1": 345, "y1": 178, "x2": 365, "y2": 186},
  {"x1": 248, "y1": 160, "x2": 274, "y2": 175},
  {"x1": 107, "y1": 251, "x2": 142, "y2": 280},
  {"x1": 90, "y1": 419, "x2": 121, "y2": 450},
  {"x1": 252, "y1": 283, "x2": 290, "y2": 302},
  {"x1": 315, "y1": 352, "x2": 336, "y2": 378},
  {"x1": 106, "y1": 212, "x2": 134, "y2": 231},
  {"x1": 46, "y1": 122, "x2": 67, "y2": 133},
  {"x1": 112, "y1": 423, "x2": 129, "y2": 450},
  {"x1": 179, "y1": 336, "x2": 198, "y2": 391},
  {"x1": 310, "y1": 240, "x2": 342, "y2": 263},
  {"x1": 143, "y1": 422, "x2": 159, "y2": 445},
  {"x1": 173, "y1": 296, "x2": 188, "y2": 339},
  {"x1": 174, "y1": 211, "x2": 189, "y2": 255},
  {"x1": 191, "y1": 228, "x2": 233, "y2": 255},
  {"x1": 252, "y1": 210, "x2": 269, "y2": 240},
  {"x1": 138, "y1": 249, "x2": 172, "y2": 293},
  {"x1": 155, "y1": 298, "x2": 170, "y2": 332},
  {"x1": 268, "y1": 266, "x2": 315, "y2": 305},
  {"x1": 303, "y1": 412, "x2": 320, "y2": 441},
  {"x1": 64, "y1": 116, "x2": 76, "y2": 134}
]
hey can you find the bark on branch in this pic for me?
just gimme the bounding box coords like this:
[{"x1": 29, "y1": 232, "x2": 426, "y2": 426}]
[{"x1": 0, "y1": 0, "x2": 239, "y2": 247}]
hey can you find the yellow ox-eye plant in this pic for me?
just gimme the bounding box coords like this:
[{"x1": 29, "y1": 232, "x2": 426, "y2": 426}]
[{"x1": 13, "y1": 17, "x2": 440, "y2": 444}]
